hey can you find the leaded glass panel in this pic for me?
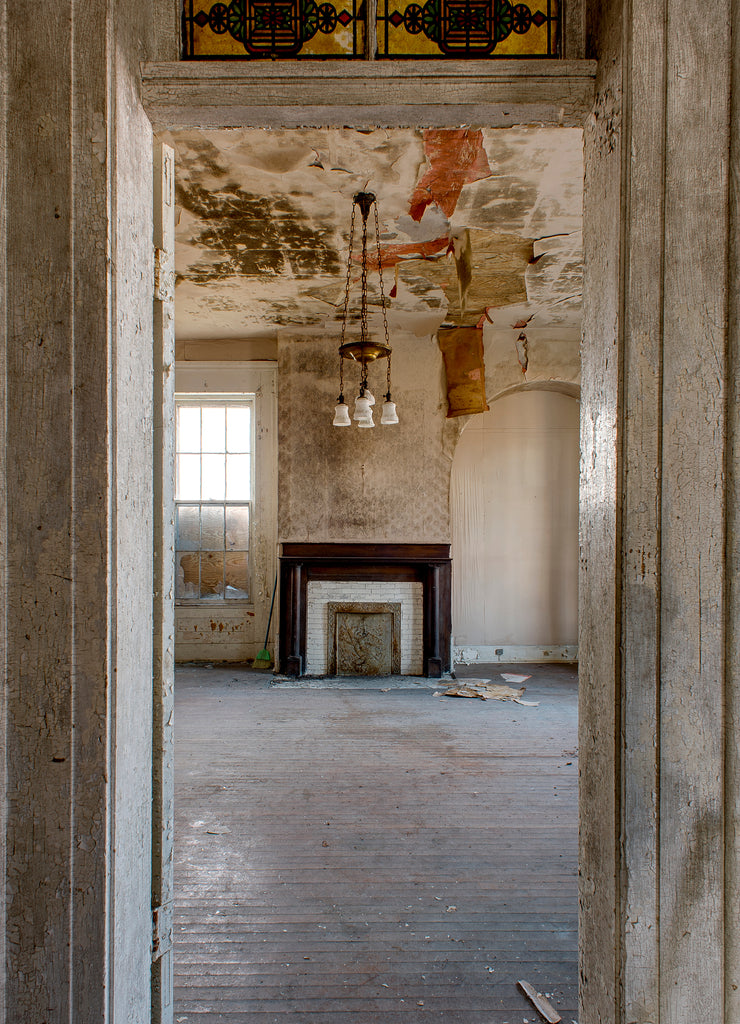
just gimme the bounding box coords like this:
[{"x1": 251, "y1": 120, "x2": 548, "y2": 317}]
[
  {"x1": 183, "y1": 0, "x2": 366, "y2": 58},
  {"x1": 377, "y1": 0, "x2": 558, "y2": 57},
  {"x1": 182, "y1": 0, "x2": 558, "y2": 57}
]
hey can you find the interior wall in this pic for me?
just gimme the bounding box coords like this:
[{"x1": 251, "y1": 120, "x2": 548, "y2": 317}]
[
  {"x1": 278, "y1": 328, "x2": 460, "y2": 544},
  {"x1": 1, "y1": 0, "x2": 177, "y2": 1019},
  {"x1": 581, "y1": 1, "x2": 740, "y2": 1022},
  {"x1": 451, "y1": 389, "x2": 579, "y2": 662},
  {"x1": 174, "y1": 362, "x2": 278, "y2": 663}
]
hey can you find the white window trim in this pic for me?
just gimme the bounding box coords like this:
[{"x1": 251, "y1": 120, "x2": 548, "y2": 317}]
[{"x1": 175, "y1": 393, "x2": 255, "y2": 606}]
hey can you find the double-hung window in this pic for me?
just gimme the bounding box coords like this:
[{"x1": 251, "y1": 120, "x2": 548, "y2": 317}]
[{"x1": 175, "y1": 396, "x2": 253, "y2": 602}]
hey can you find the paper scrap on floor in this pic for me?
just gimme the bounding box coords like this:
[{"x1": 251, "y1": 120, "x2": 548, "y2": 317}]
[{"x1": 433, "y1": 679, "x2": 539, "y2": 705}]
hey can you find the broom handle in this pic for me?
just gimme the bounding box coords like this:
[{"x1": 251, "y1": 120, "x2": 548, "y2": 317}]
[{"x1": 263, "y1": 574, "x2": 277, "y2": 649}]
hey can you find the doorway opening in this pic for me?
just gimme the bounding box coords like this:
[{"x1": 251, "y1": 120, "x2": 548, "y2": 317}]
[{"x1": 163, "y1": 123, "x2": 583, "y2": 1020}]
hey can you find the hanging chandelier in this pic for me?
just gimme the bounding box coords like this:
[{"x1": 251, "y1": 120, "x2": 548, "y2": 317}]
[{"x1": 333, "y1": 191, "x2": 398, "y2": 428}]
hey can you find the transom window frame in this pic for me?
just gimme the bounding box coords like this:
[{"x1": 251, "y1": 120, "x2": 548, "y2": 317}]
[{"x1": 175, "y1": 392, "x2": 256, "y2": 605}]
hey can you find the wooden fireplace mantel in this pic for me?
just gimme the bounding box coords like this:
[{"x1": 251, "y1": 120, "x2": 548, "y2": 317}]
[{"x1": 278, "y1": 543, "x2": 452, "y2": 678}]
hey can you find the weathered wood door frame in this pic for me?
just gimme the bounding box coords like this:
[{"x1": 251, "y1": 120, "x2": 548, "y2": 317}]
[{"x1": 141, "y1": 56, "x2": 600, "y2": 1020}]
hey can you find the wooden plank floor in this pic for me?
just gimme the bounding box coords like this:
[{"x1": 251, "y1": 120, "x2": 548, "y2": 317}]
[{"x1": 174, "y1": 664, "x2": 578, "y2": 1024}]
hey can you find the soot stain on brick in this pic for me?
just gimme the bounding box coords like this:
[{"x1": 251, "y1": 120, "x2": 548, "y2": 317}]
[{"x1": 177, "y1": 183, "x2": 340, "y2": 285}]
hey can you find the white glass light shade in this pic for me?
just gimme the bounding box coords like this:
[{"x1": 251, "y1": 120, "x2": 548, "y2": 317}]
[
  {"x1": 357, "y1": 411, "x2": 375, "y2": 428},
  {"x1": 332, "y1": 402, "x2": 351, "y2": 426},
  {"x1": 364, "y1": 390, "x2": 376, "y2": 406},
  {"x1": 353, "y1": 395, "x2": 372, "y2": 420},
  {"x1": 381, "y1": 400, "x2": 399, "y2": 425}
]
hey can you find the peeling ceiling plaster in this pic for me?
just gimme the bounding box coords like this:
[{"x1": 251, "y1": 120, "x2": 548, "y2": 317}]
[{"x1": 163, "y1": 127, "x2": 583, "y2": 343}]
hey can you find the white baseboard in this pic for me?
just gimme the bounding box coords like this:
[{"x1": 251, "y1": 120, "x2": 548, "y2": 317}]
[{"x1": 453, "y1": 644, "x2": 578, "y2": 665}]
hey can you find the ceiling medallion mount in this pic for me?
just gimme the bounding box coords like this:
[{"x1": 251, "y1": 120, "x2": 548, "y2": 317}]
[{"x1": 333, "y1": 191, "x2": 398, "y2": 428}]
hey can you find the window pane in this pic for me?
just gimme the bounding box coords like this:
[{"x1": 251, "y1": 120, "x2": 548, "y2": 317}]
[
  {"x1": 176, "y1": 551, "x2": 199, "y2": 599},
  {"x1": 226, "y1": 454, "x2": 250, "y2": 499},
  {"x1": 201, "y1": 406, "x2": 226, "y2": 453},
  {"x1": 227, "y1": 406, "x2": 251, "y2": 453},
  {"x1": 225, "y1": 552, "x2": 249, "y2": 599},
  {"x1": 201, "y1": 454, "x2": 226, "y2": 500},
  {"x1": 226, "y1": 506, "x2": 250, "y2": 550},
  {"x1": 177, "y1": 406, "x2": 201, "y2": 453},
  {"x1": 176, "y1": 505, "x2": 200, "y2": 550},
  {"x1": 201, "y1": 505, "x2": 224, "y2": 550},
  {"x1": 200, "y1": 552, "x2": 224, "y2": 598},
  {"x1": 176, "y1": 454, "x2": 201, "y2": 501}
]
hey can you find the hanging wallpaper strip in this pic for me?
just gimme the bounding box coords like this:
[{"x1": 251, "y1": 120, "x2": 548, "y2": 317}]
[
  {"x1": 182, "y1": 0, "x2": 366, "y2": 58},
  {"x1": 182, "y1": 0, "x2": 558, "y2": 57}
]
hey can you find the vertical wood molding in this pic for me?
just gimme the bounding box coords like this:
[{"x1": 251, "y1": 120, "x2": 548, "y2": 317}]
[
  {"x1": 725, "y1": 0, "x2": 740, "y2": 1019},
  {"x1": 562, "y1": 0, "x2": 586, "y2": 59},
  {"x1": 151, "y1": 140, "x2": 176, "y2": 1024},
  {"x1": 659, "y1": 1, "x2": 729, "y2": 1018},
  {"x1": 582, "y1": 1, "x2": 736, "y2": 1021},
  {"x1": 620, "y1": 0, "x2": 665, "y2": 1019},
  {"x1": 5, "y1": 0, "x2": 112, "y2": 1016},
  {"x1": 0, "y1": 0, "x2": 7, "y2": 1018},
  {"x1": 579, "y1": 3, "x2": 624, "y2": 1020}
]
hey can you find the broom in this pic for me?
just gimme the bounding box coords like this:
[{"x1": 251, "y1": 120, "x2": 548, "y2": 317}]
[{"x1": 253, "y1": 574, "x2": 277, "y2": 670}]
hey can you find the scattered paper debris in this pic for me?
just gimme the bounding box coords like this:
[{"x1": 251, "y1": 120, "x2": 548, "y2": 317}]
[
  {"x1": 434, "y1": 679, "x2": 538, "y2": 704},
  {"x1": 517, "y1": 979, "x2": 562, "y2": 1023},
  {"x1": 446, "y1": 905, "x2": 457, "y2": 912},
  {"x1": 501, "y1": 673, "x2": 531, "y2": 683}
]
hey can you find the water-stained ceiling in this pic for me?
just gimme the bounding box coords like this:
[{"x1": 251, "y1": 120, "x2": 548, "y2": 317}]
[{"x1": 164, "y1": 127, "x2": 583, "y2": 344}]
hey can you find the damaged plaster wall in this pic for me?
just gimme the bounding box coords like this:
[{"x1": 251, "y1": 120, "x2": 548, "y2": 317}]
[
  {"x1": 278, "y1": 327, "x2": 459, "y2": 543},
  {"x1": 174, "y1": 362, "x2": 278, "y2": 664},
  {"x1": 451, "y1": 390, "x2": 579, "y2": 662}
]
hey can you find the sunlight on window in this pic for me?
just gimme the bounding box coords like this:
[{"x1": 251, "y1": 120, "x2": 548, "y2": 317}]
[{"x1": 175, "y1": 397, "x2": 253, "y2": 602}]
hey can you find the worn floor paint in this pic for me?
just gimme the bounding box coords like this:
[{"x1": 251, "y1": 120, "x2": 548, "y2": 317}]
[{"x1": 174, "y1": 663, "x2": 578, "y2": 1021}]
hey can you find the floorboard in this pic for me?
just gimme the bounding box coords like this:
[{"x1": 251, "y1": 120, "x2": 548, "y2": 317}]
[{"x1": 174, "y1": 663, "x2": 578, "y2": 1023}]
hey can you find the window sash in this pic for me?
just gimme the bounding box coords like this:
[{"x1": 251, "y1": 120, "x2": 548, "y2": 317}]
[{"x1": 175, "y1": 395, "x2": 255, "y2": 604}]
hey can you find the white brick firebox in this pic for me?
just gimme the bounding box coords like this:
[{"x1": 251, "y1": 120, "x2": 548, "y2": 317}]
[{"x1": 305, "y1": 580, "x2": 423, "y2": 675}]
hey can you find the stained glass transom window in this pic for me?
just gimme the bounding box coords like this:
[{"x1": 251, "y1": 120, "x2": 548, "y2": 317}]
[
  {"x1": 182, "y1": 0, "x2": 558, "y2": 58},
  {"x1": 182, "y1": 0, "x2": 365, "y2": 58},
  {"x1": 377, "y1": 0, "x2": 557, "y2": 57}
]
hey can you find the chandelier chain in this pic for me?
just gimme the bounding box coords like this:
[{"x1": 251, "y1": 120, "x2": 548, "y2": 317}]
[
  {"x1": 359, "y1": 204, "x2": 370, "y2": 393},
  {"x1": 338, "y1": 205, "x2": 356, "y2": 399},
  {"x1": 374, "y1": 203, "x2": 392, "y2": 400}
]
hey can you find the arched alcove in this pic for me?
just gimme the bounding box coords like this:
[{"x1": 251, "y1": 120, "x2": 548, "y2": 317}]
[{"x1": 451, "y1": 386, "x2": 580, "y2": 662}]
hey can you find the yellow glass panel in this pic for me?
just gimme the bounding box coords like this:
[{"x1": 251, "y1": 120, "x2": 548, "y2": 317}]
[
  {"x1": 183, "y1": 0, "x2": 365, "y2": 58},
  {"x1": 182, "y1": 0, "x2": 557, "y2": 58},
  {"x1": 376, "y1": 0, "x2": 559, "y2": 58}
]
